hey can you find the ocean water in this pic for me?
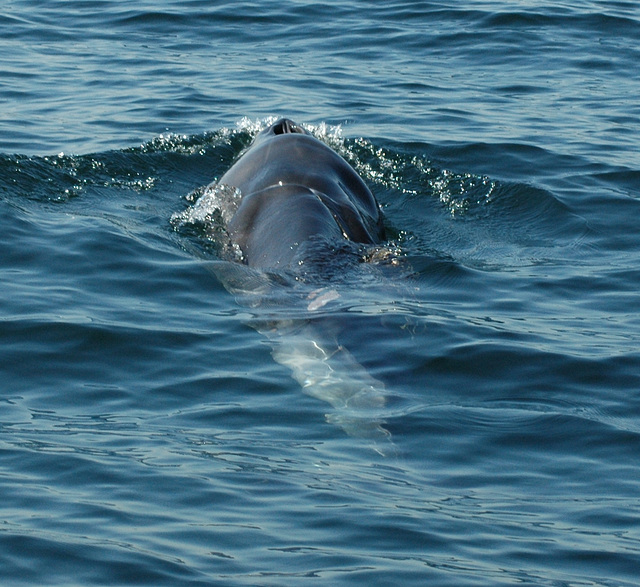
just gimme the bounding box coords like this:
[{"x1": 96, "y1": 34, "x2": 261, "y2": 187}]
[{"x1": 2, "y1": 1, "x2": 640, "y2": 585}]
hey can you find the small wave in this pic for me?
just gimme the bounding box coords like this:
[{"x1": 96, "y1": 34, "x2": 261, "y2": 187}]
[
  {"x1": 170, "y1": 183, "x2": 244, "y2": 263},
  {"x1": 0, "y1": 151, "x2": 157, "y2": 203}
]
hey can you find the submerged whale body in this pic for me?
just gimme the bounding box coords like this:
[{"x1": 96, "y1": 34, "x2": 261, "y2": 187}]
[{"x1": 220, "y1": 118, "x2": 385, "y2": 269}]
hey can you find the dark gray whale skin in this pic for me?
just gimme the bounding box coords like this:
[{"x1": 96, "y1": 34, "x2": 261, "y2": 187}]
[{"x1": 220, "y1": 118, "x2": 385, "y2": 270}]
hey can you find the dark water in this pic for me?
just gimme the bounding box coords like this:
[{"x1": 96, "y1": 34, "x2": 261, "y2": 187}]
[{"x1": 2, "y1": 1, "x2": 640, "y2": 585}]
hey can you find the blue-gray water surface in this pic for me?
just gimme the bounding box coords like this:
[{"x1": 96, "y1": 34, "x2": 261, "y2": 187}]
[{"x1": 2, "y1": 1, "x2": 640, "y2": 585}]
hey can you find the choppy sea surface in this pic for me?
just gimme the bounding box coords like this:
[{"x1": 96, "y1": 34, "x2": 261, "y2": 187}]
[{"x1": 2, "y1": 1, "x2": 640, "y2": 585}]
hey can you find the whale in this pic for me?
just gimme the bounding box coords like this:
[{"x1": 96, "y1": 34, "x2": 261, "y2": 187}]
[
  {"x1": 174, "y1": 118, "x2": 394, "y2": 452},
  {"x1": 219, "y1": 118, "x2": 385, "y2": 269}
]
